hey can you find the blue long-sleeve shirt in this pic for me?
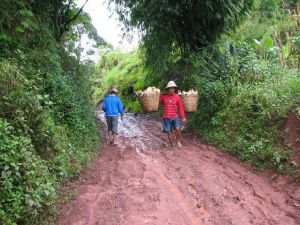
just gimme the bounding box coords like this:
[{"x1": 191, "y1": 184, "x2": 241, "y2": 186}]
[{"x1": 102, "y1": 95, "x2": 124, "y2": 117}]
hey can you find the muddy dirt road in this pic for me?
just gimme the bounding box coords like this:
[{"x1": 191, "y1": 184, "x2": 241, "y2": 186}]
[{"x1": 58, "y1": 111, "x2": 300, "y2": 225}]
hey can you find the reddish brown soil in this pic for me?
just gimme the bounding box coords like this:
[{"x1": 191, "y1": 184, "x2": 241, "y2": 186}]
[
  {"x1": 282, "y1": 112, "x2": 300, "y2": 167},
  {"x1": 57, "y1": 112, "x2": 300, "y2": 225}
]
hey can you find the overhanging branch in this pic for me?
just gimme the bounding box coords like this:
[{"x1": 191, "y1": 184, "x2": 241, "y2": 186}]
[
  {"x1": 65, "y1": 0, "x2": 88, "y2": 26},
  {"x1": 58, "y1": 0, "x2": 89, "y2": 40}
]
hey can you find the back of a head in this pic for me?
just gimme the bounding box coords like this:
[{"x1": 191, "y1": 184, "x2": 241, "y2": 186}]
[{"x1": 110, "y1": 88, "x2": 118, "y2": 95}]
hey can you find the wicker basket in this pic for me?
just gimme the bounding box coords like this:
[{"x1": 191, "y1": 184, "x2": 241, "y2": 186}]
[
  {"x1": 181, "y1": 93, "x2": 199, "y2": 112},
  {"x1": 137, "y1": 87, "x2": 161, "y2": 112},
  {"x1": 138, "y1": 94, "x2": 160, "y2": 112}
]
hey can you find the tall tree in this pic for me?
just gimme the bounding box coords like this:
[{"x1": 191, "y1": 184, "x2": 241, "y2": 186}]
[{"x1": 110, "y1": 0, "x2": 253, "y2": 64}]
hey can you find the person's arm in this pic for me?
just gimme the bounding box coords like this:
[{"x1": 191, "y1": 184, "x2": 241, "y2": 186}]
[
  {"x1": 102, "y1": 99, "x2": 106, "y2": 112},
  {"x1": 117, "y1": 98, "x2": 124, "y2": 116},
  {"x1": 177, "y1": 96, "x2": 186, "y2": 120}
]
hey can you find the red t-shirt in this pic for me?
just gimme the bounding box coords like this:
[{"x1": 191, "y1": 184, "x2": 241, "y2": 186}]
[{"x1": 160, "y1": 94, "x2": 186, "y2": 120}]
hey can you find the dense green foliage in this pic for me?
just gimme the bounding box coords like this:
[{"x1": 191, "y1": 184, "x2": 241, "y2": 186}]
[
  {"x1": 188, "y1": 47, "x2": 300, "y2": 171},
  {"x1": 93, "y1": 49, "x2": 147, "y2": 112},
  {"x1": 98, "y1": 0, "x2": 300, "y2": 173},
  {"x1": 184, "y1": 0, "x2": 300, "y2": 171},
  {"x1": 110, "y1": 0, "x2": 252, "y2": 68},
  {"x1": 1, "y1": 0, "x2": 300, "y2": 223},
  {"x1": 0, "y1": 1, "x2": 102, "y2": 224}
]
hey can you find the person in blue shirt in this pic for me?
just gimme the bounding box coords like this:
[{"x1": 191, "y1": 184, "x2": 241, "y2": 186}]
[{"x1": 102, "y1": 88, "x2": 124, "y2": 146}]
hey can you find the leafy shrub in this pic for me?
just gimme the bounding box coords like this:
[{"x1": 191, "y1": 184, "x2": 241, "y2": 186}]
[
  {"x1": 189, "y1": 44, "x2": 300, "y2": 170},
  {"x1": 0, "y1": 15, "x2": 100, "y2": 225},
  {"x1": 0, "y1": 118, "x2": 56, "y2": 225},
  {"x1": 0, "y1": 50, "x2": 100, "y2": 224}
]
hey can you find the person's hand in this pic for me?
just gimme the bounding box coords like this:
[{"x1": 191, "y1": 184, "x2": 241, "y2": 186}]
[{"x1": 182, "y1": 118, "x2": 187, "y2": 123}]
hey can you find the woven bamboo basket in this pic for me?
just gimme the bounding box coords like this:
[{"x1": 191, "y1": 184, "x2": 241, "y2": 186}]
[
  {"x1": 137, "y1": 87, "x2": 160, "y2": 112},
  {"x1": 138, "y1": 94, "x2": 160, "y2": 112},
  {"x1": 180, "y1": 93, "x2": 199, "y2": 112}
]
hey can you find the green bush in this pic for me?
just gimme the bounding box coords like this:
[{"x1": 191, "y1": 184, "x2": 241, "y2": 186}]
[
  {"x1": 0, "y1": 1, "x2": 106, "y2": 224},
  {"x1": 0, "y1": 51, "x2": 99, "y2": 224},
  {"x1": 0, "y1": 118, "x2": 56, "y2": 225},
  {"x1": 189, "y1": 43, "x2": 300, "y2": 170},
  {"x1": 0, "y1": 26, "x2": 99, "y2": 225},
  {"x1": 209, "y1": 71, "x2": 299, "y2": 169}
]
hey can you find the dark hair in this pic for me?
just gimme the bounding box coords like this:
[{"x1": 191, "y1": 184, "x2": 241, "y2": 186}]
[{"x1": 110, "y1": 90, "x2": 117, "y2": 95}]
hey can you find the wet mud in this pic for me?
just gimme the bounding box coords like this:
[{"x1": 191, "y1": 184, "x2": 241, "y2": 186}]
[{"x1": 57, "y1": 111, "x2": 300, "y2": 225}]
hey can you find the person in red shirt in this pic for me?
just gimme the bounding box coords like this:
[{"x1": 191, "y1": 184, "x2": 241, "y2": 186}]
[{"x1": 160, "y1": 81, "x2": 187, "y2": 148}]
